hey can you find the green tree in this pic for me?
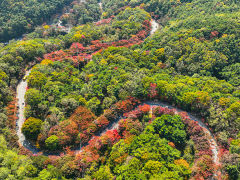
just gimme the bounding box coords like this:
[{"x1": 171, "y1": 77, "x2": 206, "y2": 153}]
[
  {"x1": 151, "y1": 115, "x2": 187, "y2": 147},
  {"x1": 0, "y1": 136, "x2": 38, "y2": 178},
  {"x1": 25, "y1": 88, "x2": 42, "y2": 107},
  {"x1": 22, "y1": 117, "x2": 42, "y2": 140},
  {"x1": 92, "y1": 166, "x2": 114, "y2": 180},
  {"x1": 143, "y1": 160, "x2": 162, "y2": 175},
  {"x1": 37, "y1": 165, "x2": 63, "y2": 180},
  {"x1": 87, "y1": 97, "x2": 101, "y2": 114},
  {"x1": 28, "y1": 71, "x2": 47, "y2": 89},
  {"x1": 45, "y1": 135, "x2": 59, "y2": 151},
  {"x1": 0, "y1": 113, "x2": 7, "y2": 129}
]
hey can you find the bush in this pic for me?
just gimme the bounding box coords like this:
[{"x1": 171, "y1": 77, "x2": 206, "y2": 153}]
[
  {"x1": 45, "y1": 135, "x2": 59, "y2": 151},
  {"x1": 22, "y1": 117, "x2": 42, "y2": 140},
  {"x1": 92, "y1": 166, "x2": 114, "y2": 180},
  {"x1": 151, "y1": 115, "x2": 187, "y2": 148}
]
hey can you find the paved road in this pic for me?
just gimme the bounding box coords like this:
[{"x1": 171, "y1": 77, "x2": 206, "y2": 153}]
[
  {"x1": 16, "y1": 69, "x2": 41, "y2": 153},
  {"x1": 15, "y1": 20, "x2": 218, "y2": 167},
  {"x1": 15, "y1": 11, "x2": 219, "y2": 178},
  {"x1": 150, "y1": 19, "x2": 159, "y2": 35}
]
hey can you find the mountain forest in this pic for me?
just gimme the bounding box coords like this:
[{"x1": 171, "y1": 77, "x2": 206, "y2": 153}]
[{"x1": 0, "y1": 0, "x2": 239, "y2": 179}]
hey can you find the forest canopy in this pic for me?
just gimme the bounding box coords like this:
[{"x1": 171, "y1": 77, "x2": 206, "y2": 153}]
[
  {"x1": 0, "y1": 0, "x2": 73, "y2": 42},
  {"x1": 0, "y1": 0, "x2": 239, "y2": 179}
]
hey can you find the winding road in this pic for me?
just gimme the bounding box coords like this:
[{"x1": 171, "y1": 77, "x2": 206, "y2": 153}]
[
  {"x1": 16, "y1": 69, "x2": 41, "y2": 153},
  {"x1": 76, "y1": 101, "x2": 219, "y2": 164},
  {"x1": 146, "y1": 101, "x2": 219, "y2": 165},
  {"x1": 15, "y1": 17, "x2": 219, "y2": 177},
  {"x1": 150, "y1": 19, "x2": 159, "y2": 35}
]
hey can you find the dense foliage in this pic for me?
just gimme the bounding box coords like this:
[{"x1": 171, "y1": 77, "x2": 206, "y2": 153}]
[
  {"x1": 26, "y1": 0, "x2": 102, "y2": 40},
  {"x1": 0, "y1": 0, "x2": 75, "y2": 42},
  {"x1": 0, "y1": 0, "x2": 239, "y2": 179},
  {"x1": 60, "y1": 0, "x2": 101, "y2": 26},
  {"x1": 22, "y1": 117, "x2": 42, "y2": 140}
]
